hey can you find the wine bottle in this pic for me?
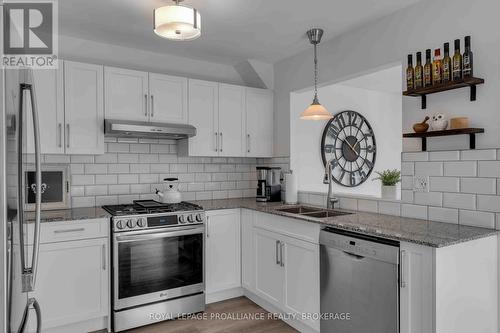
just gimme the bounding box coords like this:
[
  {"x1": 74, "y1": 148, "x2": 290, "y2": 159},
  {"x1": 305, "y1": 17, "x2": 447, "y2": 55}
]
[
  {"x1": 442, "y1": 43, "x2": 452, "y2": 83},
  {"x1": 424, "y1": 49, "x2": 433, "y2": 87},
  {"x1": 432, "y1": 48, "x2": 443, "y2": 85},
  {"x1": 414, "y1": 52, "x2": 423, "y2": 89},
  {"x1": 406, "y1": 54, "x2": 414, "y2": 90},
  {"x1": 452, "y1": 39, "x2": 462, "y2": 81},
  {"x1": 463, "y1": 36, "x2": 473, "y2": 78}
]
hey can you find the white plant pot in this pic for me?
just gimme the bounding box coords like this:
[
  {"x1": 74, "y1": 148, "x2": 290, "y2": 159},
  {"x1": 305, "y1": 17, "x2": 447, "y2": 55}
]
[{"x1": 381, "y1": 185, "x2": 397, "y2": 199}]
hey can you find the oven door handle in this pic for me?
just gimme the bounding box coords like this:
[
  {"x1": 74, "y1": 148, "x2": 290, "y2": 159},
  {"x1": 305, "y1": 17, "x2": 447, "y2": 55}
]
[{"x1": 115, "y1": 226, "x2": 204, "y2": 242}]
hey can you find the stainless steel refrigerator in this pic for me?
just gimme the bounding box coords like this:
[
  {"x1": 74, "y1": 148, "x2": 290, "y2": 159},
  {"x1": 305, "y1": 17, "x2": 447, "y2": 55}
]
[{"x1": 2, "y1": 68, "x2": 43, "y2": 333}]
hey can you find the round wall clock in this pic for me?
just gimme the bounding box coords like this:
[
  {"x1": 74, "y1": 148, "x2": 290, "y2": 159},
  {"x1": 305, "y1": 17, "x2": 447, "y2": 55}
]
[{"x1": 321, "y1": 110, "x2": 376, "y2": 187}]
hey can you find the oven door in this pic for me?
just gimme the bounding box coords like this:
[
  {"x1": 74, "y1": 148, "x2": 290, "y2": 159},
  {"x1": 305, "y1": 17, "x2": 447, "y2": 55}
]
[{"x1": 113, "y1": 225, "x2": 204, "y2": 310}]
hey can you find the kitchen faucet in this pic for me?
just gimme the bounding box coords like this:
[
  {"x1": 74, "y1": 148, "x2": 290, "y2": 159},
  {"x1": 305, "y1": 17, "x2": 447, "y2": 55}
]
[{"x1": 323, "y1": 159, "x2": 340, "y2": 209}]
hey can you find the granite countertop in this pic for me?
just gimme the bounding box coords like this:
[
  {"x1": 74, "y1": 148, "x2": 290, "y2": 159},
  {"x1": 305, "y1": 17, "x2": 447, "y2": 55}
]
[
  {"x1": 191, "y1": 198, "x2": 499, "y2": 248},
  {"x1": 25, "y1": 207, "x2": 110, "y2": 223}
]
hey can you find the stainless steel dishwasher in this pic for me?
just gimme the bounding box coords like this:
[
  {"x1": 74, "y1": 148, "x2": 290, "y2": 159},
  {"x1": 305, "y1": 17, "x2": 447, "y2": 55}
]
[{"x1": 320, "y1": 227, "x2": 400, "y2": 333}]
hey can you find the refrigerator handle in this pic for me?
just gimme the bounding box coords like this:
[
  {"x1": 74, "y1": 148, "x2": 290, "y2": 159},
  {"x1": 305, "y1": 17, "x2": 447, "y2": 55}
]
[{"x1": 18, "y1": 83, "x2": 42, "y2": 292}]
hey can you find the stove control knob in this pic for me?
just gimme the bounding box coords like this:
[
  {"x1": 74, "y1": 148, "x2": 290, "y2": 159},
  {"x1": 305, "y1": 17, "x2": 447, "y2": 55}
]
[
  {"x1": 195, "y1": 214, "x2": 204, "y2": 222},
  {"x1": 136, "y1": 218, "x2": 146, "y2": 227},
  {"x1": 187, "y1": 214, "x2": 195, "y2": 223},
  {"x1": 126, "y1": 219, "x2": 136, "y2": 229},
  {"x1": 179, "y1": 215, "x2": 187, "y2": 224},
  {"x1": 116, "y1": 220, "x2": 124, "y2": 230}
]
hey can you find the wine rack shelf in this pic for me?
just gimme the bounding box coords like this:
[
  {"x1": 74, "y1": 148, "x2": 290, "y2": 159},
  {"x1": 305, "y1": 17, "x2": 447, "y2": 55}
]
[
  {"x1": 403, "y1": 77, "x2": 484, "y2": 109},
  {"x1": 403, "y1": 128, "x2": 484, "y2": 151}
]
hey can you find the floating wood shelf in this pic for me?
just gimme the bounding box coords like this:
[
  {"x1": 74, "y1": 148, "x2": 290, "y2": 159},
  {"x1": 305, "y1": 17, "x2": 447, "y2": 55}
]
[
  {"x1": 403, "y1": 77, "x2": 484, "y2": 109},
  {"x1": 403, "y1": 128, "x2": 484, "y2": 151}
]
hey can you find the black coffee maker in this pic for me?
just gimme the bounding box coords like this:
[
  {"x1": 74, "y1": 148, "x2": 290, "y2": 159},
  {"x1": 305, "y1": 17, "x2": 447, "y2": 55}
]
[{"x1": 256, "y1": 167, "x2": 281, "y2": 202}]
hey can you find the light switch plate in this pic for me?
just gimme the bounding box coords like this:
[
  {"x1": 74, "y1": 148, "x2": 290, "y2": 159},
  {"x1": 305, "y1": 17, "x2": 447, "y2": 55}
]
[{"x1": 413, "y1": 176, "x2": 429, "y2": 192}]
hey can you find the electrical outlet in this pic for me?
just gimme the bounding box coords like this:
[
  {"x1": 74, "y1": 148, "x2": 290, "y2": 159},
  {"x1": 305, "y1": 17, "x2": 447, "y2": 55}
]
[{"x1": 413, "y1": 176, "x2": 429, "y2": 192}]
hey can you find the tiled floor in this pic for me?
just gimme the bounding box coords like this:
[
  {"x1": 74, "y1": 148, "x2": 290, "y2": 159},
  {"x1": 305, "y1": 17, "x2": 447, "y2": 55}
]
[{"x1": 125, "y1": 297, "x2": 297, "y2": 333}]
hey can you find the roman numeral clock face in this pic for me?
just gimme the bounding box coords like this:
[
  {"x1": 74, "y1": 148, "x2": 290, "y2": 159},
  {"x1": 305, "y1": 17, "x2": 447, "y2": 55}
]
[{"x1": 321, "y1": 111, "x2": 377, "y2": 187}]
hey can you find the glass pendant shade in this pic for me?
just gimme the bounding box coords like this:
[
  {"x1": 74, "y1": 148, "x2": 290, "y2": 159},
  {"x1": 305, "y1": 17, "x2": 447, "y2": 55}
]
[
  {"x1": 154, "y1": 4, "x2": 201, "y2": 41},
  {"x1": 300, "y1": 97, "x2": 331, "y2": 120}
]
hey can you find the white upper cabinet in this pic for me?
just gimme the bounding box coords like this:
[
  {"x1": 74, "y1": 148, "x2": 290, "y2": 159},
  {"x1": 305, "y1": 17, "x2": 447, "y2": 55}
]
[
  {"x1": 64, "y1": 61, "x2": 104, "y2": 155},
  {"x1": 218, "y1": 84, "x2": 245, "y2": 157},
  {"x1": 149, "y1": 73, "x2": 188, "y2": 124},
  {"x1": 25, "y1": 65, "x2": 65, "y2": 154},
  {"x1": 186, "y1": 79, "x2": 219, "y2": 157},
  {"x1": 245, "y1": 87, "x2": 274, "y2": 157},
  {"x1": 104, "y1": 67, "x2": 149, "y2": 121}
]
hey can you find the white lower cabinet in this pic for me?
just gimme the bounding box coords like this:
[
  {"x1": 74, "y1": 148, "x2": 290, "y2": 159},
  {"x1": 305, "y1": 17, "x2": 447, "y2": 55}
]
[
  {"x1": 205, "y1": 210, "x2": 241, "y2": 302},
  {"x1": 241, "y1": 209, "x2": 255, "y2": 291},
  {"x1": 253, "y1": 226, "x2": 320, "y2": 331}
]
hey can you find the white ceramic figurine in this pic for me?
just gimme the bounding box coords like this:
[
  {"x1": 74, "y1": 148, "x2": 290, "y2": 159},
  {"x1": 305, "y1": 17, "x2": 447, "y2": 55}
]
[{"x1": 431, "y1": 113, "x2": 448, "y2": 131}]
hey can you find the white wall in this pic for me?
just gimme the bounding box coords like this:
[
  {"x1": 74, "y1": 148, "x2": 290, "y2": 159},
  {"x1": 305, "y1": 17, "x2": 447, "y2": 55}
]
[
  {"x1": 274, "y1": 0, "x2": 500, "y2": 156},
  {"x1": 59, "y1": 35, "x2": 245, "y2": 85},
  {"x1": 291, "y1": 83, "x2": 402, "y2": 197}
]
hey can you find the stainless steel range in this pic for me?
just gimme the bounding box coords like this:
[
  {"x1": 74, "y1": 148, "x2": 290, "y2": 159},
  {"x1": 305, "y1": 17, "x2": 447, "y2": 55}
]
[{"x1": 103, "y1": 200, "x2": 206, "y2": 332}]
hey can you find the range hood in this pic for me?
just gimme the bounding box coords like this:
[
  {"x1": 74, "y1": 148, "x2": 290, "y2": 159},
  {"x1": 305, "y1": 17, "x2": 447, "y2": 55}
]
[{"x1": 104, "y1": 119, "x2": 196, "y2": 139}]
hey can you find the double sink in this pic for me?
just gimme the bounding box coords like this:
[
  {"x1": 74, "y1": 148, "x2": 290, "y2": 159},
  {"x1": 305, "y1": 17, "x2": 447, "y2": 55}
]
[{"x1": 274, "y1": 205, "x2": 352, "y2": 219}]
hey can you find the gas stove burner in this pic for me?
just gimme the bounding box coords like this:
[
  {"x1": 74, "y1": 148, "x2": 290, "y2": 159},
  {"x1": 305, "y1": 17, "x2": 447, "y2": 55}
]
[{"x1": 102, "y1": 200, "x2": 203, "y2": 216}]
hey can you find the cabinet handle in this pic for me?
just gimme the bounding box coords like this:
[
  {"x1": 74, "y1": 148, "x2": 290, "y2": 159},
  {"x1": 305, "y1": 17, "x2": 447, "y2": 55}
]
[
  {"x1": 247, "y1": 134, "x2": 251, "y2": 153},
  {"x1": 150, "y1": 95, "x2": 154, "y2": 117},
  {"x1": 214, "y1": 132, "x2": 218, "y2": 152},
  {"x1": 144, "y1": 94, "x2": 148, "y2": 116},
  {"x1": 102, "y1": 244, "x2": 106, "y2": 270},
  {"x1": 58, "y1": 123, "x2": 62, "y2": 148},
  {"x1": 280, "y1": 242, "x2": 284, "y2": 267},
  {"x1": 221, "y1": 132, "x2": 224, "y2": 152},
  {"x1": 400, "y1": 250, "x2": 407, "y2": 288},
  {"x1": 66, "y1": 124, "x2": 70, "y2": 148},
  {"x1": 275, "y1": 240, "x2": 280, "y2": 265},
  {"x1": 53, "y1": 227, "x2": 85, "y2": 234},
  {"x1": 206, "y1": 216, "x2": 210, "y2": 238}
]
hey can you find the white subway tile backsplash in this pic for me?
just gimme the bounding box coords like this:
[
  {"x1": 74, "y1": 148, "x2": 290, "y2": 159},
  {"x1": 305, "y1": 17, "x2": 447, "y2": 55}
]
[
  {"x1": 402, "y1": 152, "x2": 428, "y2": 161},
  {"x1": 108, "y1": 164, "x2": 130, "y2": 174},
  {"x1": 84, "y1": 164, "x2": 107, "y2": 174},
  {"x1": 118, "y1": 153, "x2": 139, "y2": 164},
  {"x1": 188, "y1": 183, "x2": 205, "y2": 192},
  {"x1": 150, "y1": 164, "x2": 170, "y2": 173},
  {"x1": 85, "y1": 185, "x2": 108, "y2": 196},
  {"x1": 72, "y1": 196, "x2": 96, "y2": 208},
  {"x1": 401, "y1": 176, "x2": 413, "y2": 190},
  {"x1": 460, "y1": 149, "x2": 496, "y2": 161},
  {"x1": 220, "y1": 182, "x2": 236, "y2": 190},
  {"x1": 212, "y1": 191, "x2": 228, "y2": 199},
  {"x1": 130, "y1": 184, "x2": 151, "y2": 194},
  {"x1": 109, "y1": 184, "x2": 130, "y2": 195},
  {"x1": 309, "y1": 194, "x2": 327, "y2": 207},
  {"x1": 130, "y1": 144, "x2": 150, "y2": 153},
  {"x1": 195, "y1": 173, "x2": 211, "y2": 182},
  {"x1": 107, "y1": 143, "x2": 129, "y2": 153},
  {"x1": 478, "y1": 161, "x2": 500, "y2": 177},
  {"x1": 378, "y1": 202, "x2": 401, "y2": 216},
  {"x1": 95, "y1": 174, "x2": 118, "y2": 185},
  {"x1": 443, "y1": 161, "x2": 477, "y2": 177},
  {"x1": 429, "y1": 151, "x2": 460, "y2": 161},
  {"x1": 459, "y1": 210, "x2": 495, "y2": 228},
  {"x1": 401, "y1": 162, "x2": 414, "y2": 176},
  {"x1": 118, "y1": 174, "x2": 139, "y2": 184},
  {"x1": 414, "y1": 192, "x2": 442, "y2": 207},
  {"x1": 401, "y1": 204, "x2": 427, "y2": 219},
  {"x1": 95, "y1": 195, "x2": 118, "y2": 206},
  {"x1": 95, "y1": 153, "x2": 117, "y2": 164},
  {"x1": 130, "y1": 164, "x2": 150, "y2": 173},
  {"x1": 71, "y1": 186, "x2": 85, "y2": 197},
  {"x1": 139, "y1": 154, "x2": 159, "y2": 164},
  {"x1": 401, "y1": 190, "x2": 414, "y2": 203},
  {"x1": 429, "y1": 177, "x2": 459, "y2": 192},
  {"x1": 460, "y1": 178, "x2": 496, "y2": 194},
  {"x1": 414, "y1": 162, "x2": 443, "y2": 176},
  {"x1": 72, "y1": 175, "x2": 94, "y2": 186},
  {"x1": 195, "y1": 191, "x2": 213, "y2": 200},
  {"x1": 477, "y1": 195, "x2": 500, "y2": 213},
  {"x1": 357, "y1": 200, "x2": 378, "y2": 213},
  {"x1": 159, "y1": 154, "x2": 178, "y2": 163},
  {"x1": 45, "y1": 154, "x2": 71, "y2": 163},
  {"x1": 150, "y1": 144, "x2": 170, "y2": 153},
  {"x1": 170, "y1": 164, "x2": 187, "y2": 173},
  {"x1": 70, "y1": 164, "x2": 85, "y2": 174},
  {"x1": 70, "y1": 155, "x2": 94, "y2": 163},
  {"x1": 443, "y1": 193, "x2": 476, "y2": 210},
  {"x1": 428, "y1": 207, "x2": 458, "y2": 224},
  {"x1": 339, "y1": 198, "x2": 357, "y2": 211},
  {"x1": 188, "y1": 164, "x2": 204, "y2": 173}
]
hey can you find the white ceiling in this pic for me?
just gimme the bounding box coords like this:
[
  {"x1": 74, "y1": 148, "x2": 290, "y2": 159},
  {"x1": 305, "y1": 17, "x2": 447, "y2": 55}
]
[{"x1": 59, "y1": 0, "x2": 421, "y2": 65}]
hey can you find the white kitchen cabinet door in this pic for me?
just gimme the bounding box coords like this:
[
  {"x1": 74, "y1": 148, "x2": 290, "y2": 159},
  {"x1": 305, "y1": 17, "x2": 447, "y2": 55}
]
[
  {"x1": 28, "y1": 238, "x2": 108, "y2": 330},
  {"x1": 241, "y1": 209, "x2": 255, "y2": 291},
  {"x1": 206, "y1": 210, "x2": 241, "y2": 294},
  {"x1": 254, "y1": 228, "x2": 284, "y2": 307},
  {"x1": 148, "y1": 73, "x2": 188, "y2": 124},
  {"x1": 24, "y1": 66, "x2": 65, "y2": 154},
  {"x1": 245, "y1": 88, "x2": 273, "y2": 157},
  {"x1": 400, "y1": 242, "x2": 434, "y2": 333},
  {"x1": 187, "y1": 79, "x2": 219, "y2": 156},
  {"x1": 282, "y1": 235, "x2": 320, "y2": 331},
  {"x1": 218, "y1": 84, "x2": 245, "y2": 157},
  {"x1": 64, "y1": 61, "x2": 104, "y2": 155},
  {"x1": 104, "y1": 66, "x2": 149, "y2": 121}
]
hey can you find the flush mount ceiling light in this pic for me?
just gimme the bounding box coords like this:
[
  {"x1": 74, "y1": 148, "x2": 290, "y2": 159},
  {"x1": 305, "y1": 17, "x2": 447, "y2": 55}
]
[
  {"x1": 300, "y1": 28, "x2": 332, "y2": 120},
  {"x1": 153, "y1": 0, "x2": 201, "y2": 41}
]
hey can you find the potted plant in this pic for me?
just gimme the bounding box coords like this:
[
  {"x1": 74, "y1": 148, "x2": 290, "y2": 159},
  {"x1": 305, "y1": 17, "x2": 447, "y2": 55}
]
[{"x1": 373, "y1": 169, "x2": 401, "y2": 199}]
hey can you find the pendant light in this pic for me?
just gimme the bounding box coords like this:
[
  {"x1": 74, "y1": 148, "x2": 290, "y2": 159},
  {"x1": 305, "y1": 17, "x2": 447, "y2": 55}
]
[
  {"x1": 300, "y1": 28, "x2": 332, "y2": 120},
  {"x1": 154, "y1": 0, "x2": 201, "y2": 41}
]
